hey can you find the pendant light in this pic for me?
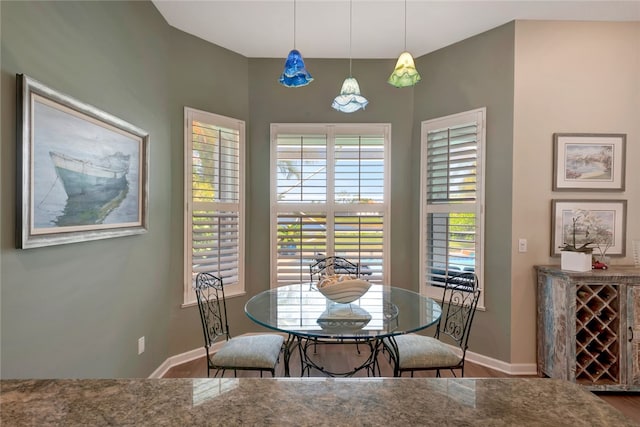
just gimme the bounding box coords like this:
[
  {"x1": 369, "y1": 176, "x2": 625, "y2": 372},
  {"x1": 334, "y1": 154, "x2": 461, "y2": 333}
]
[
  {"x1": 279, "y1": 0, "x2": 313, "y2": 87},
  {"x1": 332, "y1": 0, "x2": 368, "y2": 113},
  {"x1": 388, "y1": 0, "x2": 421, "y2": 88}
]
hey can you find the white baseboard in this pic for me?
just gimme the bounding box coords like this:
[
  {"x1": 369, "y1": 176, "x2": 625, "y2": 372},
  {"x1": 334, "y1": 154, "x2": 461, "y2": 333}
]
[
  {"x1": 149, "y1": 347, "x2": 206, "y2": 379},
  {"x1": 151, "y1": 338, "x2": 538, "y2": 378},
  {"x1": 465, "y1": 350, "x2": 538, "y2": 376}
]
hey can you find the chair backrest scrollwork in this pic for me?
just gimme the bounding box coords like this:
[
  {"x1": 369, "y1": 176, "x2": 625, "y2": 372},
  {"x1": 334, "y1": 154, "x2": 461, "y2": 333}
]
[
  {"x1": 195, "y1": 273, "x2": 231, "y2": 349},
  {"x1": 436, "y1": 272, "x2": 481, "y2": 355}
]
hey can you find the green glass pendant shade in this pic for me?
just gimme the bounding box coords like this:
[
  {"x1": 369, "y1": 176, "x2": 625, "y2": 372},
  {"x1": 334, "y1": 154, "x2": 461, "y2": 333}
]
[
  {"x1": 388, "y1": 51, "x2": 421, "y2": 88},
  {"x1": 332, "y1": 77, "x2": 368, "y2": 113}
]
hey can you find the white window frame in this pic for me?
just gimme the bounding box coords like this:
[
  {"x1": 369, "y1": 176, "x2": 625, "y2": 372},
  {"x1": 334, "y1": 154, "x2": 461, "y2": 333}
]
[
  {"x1": 270, "y1": 123, "x2": 391, "y2": 288},
  {"x1": 183, "y1": 107, "x2": 245, "y2": 306},
  {"x1": 419, "y1": 108, "x2": 486, "y2": 309}
]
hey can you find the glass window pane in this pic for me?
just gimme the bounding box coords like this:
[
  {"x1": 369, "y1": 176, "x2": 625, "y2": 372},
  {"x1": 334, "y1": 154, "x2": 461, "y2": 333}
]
[
  {"x1": 276, "y1": 134, "x2": 327, "y2": 203},
  {"x1": 273, "y1": 125, "x2": 389, "y2": 287},
  {"x1": 335, "y1": 135, "x2": 384, "y2": 204},
  {"x1": 425, "y1": 212, "x2": 476, "y2": 287}
]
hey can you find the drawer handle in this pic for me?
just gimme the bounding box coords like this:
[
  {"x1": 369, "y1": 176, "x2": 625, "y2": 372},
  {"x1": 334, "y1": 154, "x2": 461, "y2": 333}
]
[{"x1": 630, "y1": 326, "x2": 634, "y2": 342}]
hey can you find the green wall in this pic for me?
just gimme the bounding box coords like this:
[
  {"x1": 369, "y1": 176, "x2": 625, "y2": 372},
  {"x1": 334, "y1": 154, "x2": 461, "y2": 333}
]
[
  {"x1": 246, "y1": 58, "x2": 416, "y2": 297},
  {"x1": 164, "y1": 21, "x2": 250, "y2": 361},
  {"x1": 0, "y1": 0, "x2": 251, "y2": 378},
  {"x1": 2, "y1": 1, "x2": 516, "y2": 378},
  {"x1": 1, "y1": 1, "x2": 173, "y2": 377},
  {"x1": 413, "y1": 22, "x2": 515, "y2": 361}
]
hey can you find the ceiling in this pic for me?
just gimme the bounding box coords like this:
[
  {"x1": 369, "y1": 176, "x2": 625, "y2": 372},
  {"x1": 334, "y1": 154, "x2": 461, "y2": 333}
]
[{"x1": 151, "y1": 1, "x2": 640, "y2": 59}]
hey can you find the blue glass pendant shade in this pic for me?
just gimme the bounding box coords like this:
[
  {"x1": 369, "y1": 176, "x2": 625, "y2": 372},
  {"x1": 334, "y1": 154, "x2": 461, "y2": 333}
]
[
  {"x1": 388, "y1": 51, "x2": 421, "y2": 88},
  {"x1": 332, "y1": 77, "x2": 368, "y2": 113},
  {"x1": 279, "y1": 49, "x2": 314, "y2": 87}
]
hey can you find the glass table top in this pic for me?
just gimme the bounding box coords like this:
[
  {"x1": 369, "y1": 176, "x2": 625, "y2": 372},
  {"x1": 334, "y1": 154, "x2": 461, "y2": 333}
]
[{"x1": 245, "y1": 284, "x2": 442, "y2": 340}]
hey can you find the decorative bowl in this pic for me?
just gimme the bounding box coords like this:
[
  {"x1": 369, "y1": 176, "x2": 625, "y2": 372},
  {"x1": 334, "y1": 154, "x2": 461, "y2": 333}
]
[
  {"x1": 317, "y1": 304, "x2": 372, "y2": 331},
  {"x1": 317, "y1": 277, "x2": 371, "y2": 303}
]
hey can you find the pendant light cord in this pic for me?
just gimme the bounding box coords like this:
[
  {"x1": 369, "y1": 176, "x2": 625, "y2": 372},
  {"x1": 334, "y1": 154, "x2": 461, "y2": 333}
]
[
  {"x1": 349, "y1": 0, "x2": 353, "y2": 76},
  {"x1": 293, "y1": 0, "x2": 297, "y2": 49},
  {"x1": 404, "y1": 0, "x2": 407, "y2": 51}
]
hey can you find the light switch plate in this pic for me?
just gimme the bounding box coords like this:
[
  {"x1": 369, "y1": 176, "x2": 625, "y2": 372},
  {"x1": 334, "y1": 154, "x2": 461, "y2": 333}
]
[
  {"x1": 138, "y1": 336, "x2": 145, "y2": 355},
  {"x1": 518, "y1": 238, "x2": 527, "y2": 253}
]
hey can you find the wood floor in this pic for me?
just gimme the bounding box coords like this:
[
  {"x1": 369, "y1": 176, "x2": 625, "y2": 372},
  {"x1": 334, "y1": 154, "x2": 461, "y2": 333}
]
[{"x1": 163, "y1": 343, "x2": 640, "y2": 423}]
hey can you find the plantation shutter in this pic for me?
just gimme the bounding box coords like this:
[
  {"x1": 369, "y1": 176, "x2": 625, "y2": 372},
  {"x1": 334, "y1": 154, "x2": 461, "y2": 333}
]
[
  {"x1": 333, "y1": 134, "x2": 385, "y2": 283},
  {"x1": 276, "y1": 133, "x2": 327, "y2": 203},
  {"x1": 426, "y1": 124, "x2": 478, "y2": 203},
  {"x1": 276, "y1": 213, "x2": 327, "y2": 285},
  {"x1": 422, "y1": 110, "x2": 484, "y2": 291},
  {"x1": 185, "y1": 108, "x2": 244, "y2": 302},
  {"x1": 272, "y1": 124, "x2": 389, "y2": 287},
  {"x1": 334, "y1": 135, "x2": 385, "y2": 204},
  {"x1": 333, "y1": 213, "x2": 384, "y2": 283}
]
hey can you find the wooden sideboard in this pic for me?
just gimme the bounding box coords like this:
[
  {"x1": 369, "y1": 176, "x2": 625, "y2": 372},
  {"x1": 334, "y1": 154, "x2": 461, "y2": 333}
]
[{"x1": 535, "y1": 265, "x2": 640, "y2": 391}]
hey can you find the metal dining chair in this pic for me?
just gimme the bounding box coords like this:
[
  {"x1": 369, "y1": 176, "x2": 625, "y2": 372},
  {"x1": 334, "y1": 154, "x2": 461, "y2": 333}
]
[
  {"x1": 195, "y1": 272, "x2": 284, "y2": 377},
  {"x1": 384, "y1": 272, "x2": 481, "y2": 377}
]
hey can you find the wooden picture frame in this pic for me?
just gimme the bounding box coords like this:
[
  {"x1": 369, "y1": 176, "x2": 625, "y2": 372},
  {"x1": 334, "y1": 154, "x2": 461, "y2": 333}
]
[
  {"x1": 553, "y1": 133, "x2": 626, "y2": 191},
  {"x1": 553, "y1": 133, "x2": 627, "y2": 191},
  {"x1": 16, "y1": 74, "x2": 149, "y2": 249},
  {"x1": 550, "y1": 199, "x2": 627, "y2": 257}
]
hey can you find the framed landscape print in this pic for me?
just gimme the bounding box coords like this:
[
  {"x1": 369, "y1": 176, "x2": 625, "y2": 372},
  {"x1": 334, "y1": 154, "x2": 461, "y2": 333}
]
[
  {"x1": 553, "y1": 133, "x2": 626, "y2": 191},
  {"x1": 16, "y1": 74, "x2": 149, "y2": 249},
  {"x1": 550, "y1": 199, "x2": 627, "y2": 256}
]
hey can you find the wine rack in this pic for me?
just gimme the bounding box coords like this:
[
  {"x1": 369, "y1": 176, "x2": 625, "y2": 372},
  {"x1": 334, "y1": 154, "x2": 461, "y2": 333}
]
[
  {"x1": 536, "y1": 266, "x2": 640, "y2": 391},
  {"x1": 575, "y1": 284, "x2": 619, "y2": 385}
]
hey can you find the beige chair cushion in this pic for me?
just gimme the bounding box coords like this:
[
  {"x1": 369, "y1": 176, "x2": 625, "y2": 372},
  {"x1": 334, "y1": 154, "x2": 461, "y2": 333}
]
[
  {"x1": 391, "y1": 334, "x2": 462, "y2": 370},
  {"x1": 211, "y1": 334, "x2": 284, "y2": 370}
]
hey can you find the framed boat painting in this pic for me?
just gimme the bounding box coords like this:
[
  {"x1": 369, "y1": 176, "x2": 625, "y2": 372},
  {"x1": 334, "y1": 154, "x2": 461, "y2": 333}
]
[
  {"x1": 553, "y1": 133, "x2": 626, "y2": 191},
  {"x1": 16, "y1": 74, "x2": 149, "y2": 249}
]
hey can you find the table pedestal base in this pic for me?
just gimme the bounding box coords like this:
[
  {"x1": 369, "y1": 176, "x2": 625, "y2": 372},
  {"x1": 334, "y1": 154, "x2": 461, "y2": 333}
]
[{"x1": 292, "y1": 335, "x2": 383, "y2": 377}]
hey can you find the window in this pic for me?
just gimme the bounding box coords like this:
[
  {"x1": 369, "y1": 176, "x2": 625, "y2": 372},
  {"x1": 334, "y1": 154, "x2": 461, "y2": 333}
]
[
  {"x1": 270, "y1": 124, "x2": 390, "y2": 287},
  {"x1": 184, "y1": 107, "x2": 245, "y2": 304},
  {"x1": 420, "y1": 108, "x2": 485, "y2": 307}
]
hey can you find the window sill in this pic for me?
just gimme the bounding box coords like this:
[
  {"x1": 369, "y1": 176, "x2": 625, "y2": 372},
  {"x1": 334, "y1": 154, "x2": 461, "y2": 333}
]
[
  {"x1": 181, "y1": 288, "x2": 247, "y2": 308},
  {"x1": 422, "y1": 286, "x2": 486, "y2": 312}
]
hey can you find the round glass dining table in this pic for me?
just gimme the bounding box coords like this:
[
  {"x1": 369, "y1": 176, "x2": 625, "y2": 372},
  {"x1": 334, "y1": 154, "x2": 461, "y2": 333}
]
[{"x1": 245, "y1": 283, "x2": 442, "y2": 377}]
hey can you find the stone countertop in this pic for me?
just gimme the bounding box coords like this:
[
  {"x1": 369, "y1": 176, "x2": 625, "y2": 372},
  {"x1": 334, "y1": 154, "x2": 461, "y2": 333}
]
[{"x1": 1, "y1": 378, "x2": 635, "y2": 426}]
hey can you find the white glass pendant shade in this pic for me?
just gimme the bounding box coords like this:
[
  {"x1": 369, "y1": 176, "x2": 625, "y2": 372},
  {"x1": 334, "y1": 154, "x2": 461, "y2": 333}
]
[
  {"x1": 332, "y1": 77, "x2": 368, "y2": 113},
  {"x1": 388, "y1": 51, "x2": 421, "y2": 88}
]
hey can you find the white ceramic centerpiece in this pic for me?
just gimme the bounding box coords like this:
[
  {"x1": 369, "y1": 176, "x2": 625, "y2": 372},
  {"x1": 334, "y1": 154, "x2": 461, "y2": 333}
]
[
  {"x1": 317, "y1": 275, "x2": 371, "y2": 303},
  {"x1": 560, "y1": 251, "x2": 592, "y2": 272}
]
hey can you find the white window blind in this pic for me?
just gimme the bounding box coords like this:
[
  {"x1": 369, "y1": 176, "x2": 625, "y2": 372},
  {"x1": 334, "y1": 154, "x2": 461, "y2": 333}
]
[
  {"x1": 271, "y1": 124, "x2": 390, "y2": 287},
  {"x1": 420, "y1": 109, "x2": 485, "y2": 306},
  {"x1": 276, "y1": 134, "x2": 327, "y2": 203},
  {"x1": 184, "y1": 107, "x2": 245, "y2": 304},
  {"x1": 275, "y1": 212, "x2": 327, "y2": 286},
  {"x1": 334, "y1": 135, "x2": 385, "y2": 204},
  {"x1": 334, "y1": 212, "x2": 384, "y2": 283}
]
